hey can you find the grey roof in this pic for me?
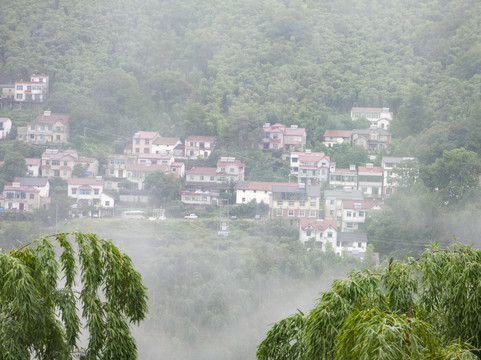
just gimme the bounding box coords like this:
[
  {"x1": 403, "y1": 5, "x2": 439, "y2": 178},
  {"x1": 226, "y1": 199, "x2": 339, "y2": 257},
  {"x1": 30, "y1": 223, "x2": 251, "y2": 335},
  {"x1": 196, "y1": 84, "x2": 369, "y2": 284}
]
[
  {"x1": 324, "y1": 189, "x2": 363, "y2": 200},
  {"x1": 352, "y1": 128, "x2": 391, "y2": 135},
  {"x1": 272, "y1": 184, "x2": 320, "y2": 197},
  {"x1": 338, "y1": 232, "x2": 368, "y2": 242},
  {"x1": 14, "y1": 177, "x2": 49, "y2": 187},
  {"x1": 382, "y1": 156, "x2": 416, "y2": 164}
]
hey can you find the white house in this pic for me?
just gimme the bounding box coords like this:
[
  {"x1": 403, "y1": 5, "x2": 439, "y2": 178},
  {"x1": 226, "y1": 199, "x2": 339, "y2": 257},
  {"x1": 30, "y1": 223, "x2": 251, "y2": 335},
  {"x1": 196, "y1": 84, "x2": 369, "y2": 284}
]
[
  {"x1": 235, "y1": 181, "x2": 283, "y2": 205},
  {"x1": 26, "y1": 158, "x2": 41, "y2": 177},
  {"x1": 290, "y1": 150, "x2": 330, "y2": 185},
  {"x1": 299, "y1": 218, "x2": 338, "y2": 252},
  {"x1": 67, "y1": 177, "x2": 114, "y2": 217},
  {"x1": 0, "y1": 118, "x2": 12, "y2": 139},
  {"x1": 357, "y1": 164, "x2": 383, "y2": 199},
  {"x1": 340, "y1": 199, "x2": 383, "y2": 232}
]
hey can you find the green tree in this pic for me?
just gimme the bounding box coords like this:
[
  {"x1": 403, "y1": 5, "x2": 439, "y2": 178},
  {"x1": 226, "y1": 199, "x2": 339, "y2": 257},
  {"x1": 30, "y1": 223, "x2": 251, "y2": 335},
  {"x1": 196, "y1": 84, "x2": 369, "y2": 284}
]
[
  {"x1": 423, "y1": 148, "x2": 481, "y2": 206},
  {"x1": 257, "y1": 243, "x2": 481, "y2": 360},
  {"x1": 0, "y1": 152, "x2": 27, "y2": 182},
  {"x1": 0, "y1": 232, "x2": 148, "y2": 359},
  {"x1": 144, "y1": 170, "x2": 183, "y2": 207}
]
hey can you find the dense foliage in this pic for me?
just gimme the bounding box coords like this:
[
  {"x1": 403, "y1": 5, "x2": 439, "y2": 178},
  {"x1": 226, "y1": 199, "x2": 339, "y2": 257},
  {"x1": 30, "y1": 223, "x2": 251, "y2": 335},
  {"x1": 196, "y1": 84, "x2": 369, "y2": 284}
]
[
  {"x1": 257, "y1": 243, "x2": 481, "y2": 360},
  {"x1": 0, "y1": 232, "x2": 148, "y2": 359}
]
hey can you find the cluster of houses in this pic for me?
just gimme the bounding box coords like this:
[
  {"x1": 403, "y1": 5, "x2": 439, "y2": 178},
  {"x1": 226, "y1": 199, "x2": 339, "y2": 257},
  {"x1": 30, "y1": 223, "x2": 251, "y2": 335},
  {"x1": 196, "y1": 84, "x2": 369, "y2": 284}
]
[{"x1": 0, "y1": 104, "x2": 413, "y2": 259}]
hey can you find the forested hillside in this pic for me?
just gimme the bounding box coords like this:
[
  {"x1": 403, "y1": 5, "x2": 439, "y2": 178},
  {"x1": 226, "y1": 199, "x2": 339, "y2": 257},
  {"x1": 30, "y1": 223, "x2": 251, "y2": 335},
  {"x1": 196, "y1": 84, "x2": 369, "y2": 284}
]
[{"x1": 1, "y1": 0, "x2": 481, "y2": 157}]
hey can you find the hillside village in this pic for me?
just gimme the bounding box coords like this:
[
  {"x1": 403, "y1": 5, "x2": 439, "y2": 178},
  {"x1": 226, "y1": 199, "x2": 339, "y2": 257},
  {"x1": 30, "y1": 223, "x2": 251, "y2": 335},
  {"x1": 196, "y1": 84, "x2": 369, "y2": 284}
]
[{"x1": 0, "y1": 75, "x2": 418, "y2": 260}]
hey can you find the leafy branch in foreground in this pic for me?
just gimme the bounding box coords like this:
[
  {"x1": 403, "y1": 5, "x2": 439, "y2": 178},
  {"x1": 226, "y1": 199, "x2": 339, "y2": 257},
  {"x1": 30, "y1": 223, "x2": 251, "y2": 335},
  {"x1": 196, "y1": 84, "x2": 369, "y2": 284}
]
[
  {"x1": 257, "y1": 243, "x2": 481, "y2": 360},
  {"x1": 0, "y1": 232, "x2": 148, "y2": 360}
]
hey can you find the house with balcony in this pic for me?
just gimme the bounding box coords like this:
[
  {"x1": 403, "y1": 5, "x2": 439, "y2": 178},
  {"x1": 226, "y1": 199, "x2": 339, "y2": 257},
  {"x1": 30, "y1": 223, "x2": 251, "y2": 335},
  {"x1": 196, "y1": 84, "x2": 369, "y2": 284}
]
[
  {"x1": 126, "y1": 163, "x2": 170, "y2": 190},
  {"x1": 299, "y1": 218, "x2": 338, "y2": 249},
  {"x1": 271, "y1": 183, "x2": 320, "y2": 224},
  {"x1": 324, "y1": 188, "x2": 363, "y2": 222},
  {"x1": 262, "y1": 123, "x2": 306, "y2": 151},
  {"x1": 14, "y1": 74, "x2": 49, "y2": 103},
  {"x1": 17, "y1": 111, "x2": 69, "y2": 145},
  {"x1": 2, "y1": 177, "x2": 51, "y2": 212},
  {"x1": 67, "y1": 177, "x2": 114, "y2": 217},
  {"x1": 185, "y1": 157, "x2": 245, "y2": 192},
  {"x1": 181, "y1": 189, "x2": 221, "y2": 207},
  {"x1": 351, "y1": 126, "x2": 392, "y2": 154},
  {"x1": 184, "y1": 135, "x2": 215, "y2": 159},
  {"x1": 41, "y1": 149, "x2": 78, "y2": 180},
  {"x1": 358, "y1": 164, "x2": 383, "y2": 199},
  {"x1": 350, "y1": 107, "x2": 393, "y2": 129},
  {"x1": 106, "y1": 154, "x2": 137, "y2": 179},
  {"x1": 0, "y1": 118, "x2": 12, "y2": 139},
  {"x1": 382, "y1": 156, "x2": 418, "y2": 196},
  {"x1": 329, "y1": 165, "x2": 358, "y2": 189},
  {"x1": 322, "y1": 130, "x2": 352, "y2": 147},
  {"x1": 290, "y1": 150, "x2": 330, "y2": 185},
  {"x1": 340, "y1": 199, "x2": 383, "y2": 232}
]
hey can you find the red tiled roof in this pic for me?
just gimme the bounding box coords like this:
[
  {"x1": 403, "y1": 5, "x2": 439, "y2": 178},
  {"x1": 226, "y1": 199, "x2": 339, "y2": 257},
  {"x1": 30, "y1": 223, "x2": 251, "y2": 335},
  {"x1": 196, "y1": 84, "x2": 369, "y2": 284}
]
[
  {"x1": 284, "y1": 127, "x2": 306, "y2": 136},
  {"x1": 236, "y1": 181, "x2": 289, "y2": 191},
  {"x1": 323, "y1": 130, "x2": 352, "y2": 138},
  {"x1": 4, "y1": 185, "x2": 40, "y2": 192},
  {"x1": 134, "y1": 131, "x2": 159, "y2": 139},
  {"x1": 186, "y1": 167, "x2": 218, "y2": 175},
  {"x1": 358, "y1": 166, "x2": 383, "y2": 173},
  {"x1": 0, "y1": 117, "x2": 11, "y2": 123},
  {"x1": 351, "y1": 107, "x2": 384, "y2": 113},
  {"x1": 126, "y1": 164, "x2": 168, "y2": 172},
  {"x1": 25, "y1": 158, "x2": 41, "y2": 166},
  {"x1": 342, "y1": 199, "x2": 383, "y2": 210},
  {"x1": 300, "y1": 218, "x2": 337, "y2": 231},
  {"x1": 153, "y1": 137, "x2": 180, "y2": 145},
  {"x1": 37, "y1": 113, "x2": 69, "y2": 125},
  {"x1": 68, "y1": 178, "x2": 104, "y2": 186},
  {"x1": 186, "y1": 135, "x2": 215, "y2": 142}
]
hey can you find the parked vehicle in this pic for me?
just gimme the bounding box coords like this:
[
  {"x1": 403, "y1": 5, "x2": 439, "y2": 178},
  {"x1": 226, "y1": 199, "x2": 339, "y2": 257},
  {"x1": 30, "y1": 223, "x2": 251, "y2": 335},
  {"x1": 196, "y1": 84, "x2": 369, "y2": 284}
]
[{"x1": 184, "y1": 213, "x2": 198, "y2": 219}]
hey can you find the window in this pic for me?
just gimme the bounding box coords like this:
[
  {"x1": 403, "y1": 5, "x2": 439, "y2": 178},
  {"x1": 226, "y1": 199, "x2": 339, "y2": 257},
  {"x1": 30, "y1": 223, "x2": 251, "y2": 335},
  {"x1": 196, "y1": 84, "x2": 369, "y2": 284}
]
[
  {"x1": 52, "y1": 160, "x2": 60, "y2": 166},
  {"x1": 16, "y1": 85, "x2": 23, "y2": 90},
  {"x1": 72, "y1": 189, "x2": 77, "y2": 195},
  {"x1": 347, "y1": 222, "x2": 353, "y2": 229},
  {"x1": 309, "y1": 210, "x2": 316, "y2": 217},
  {"x1": 299, "y1": 201, "x2": 305, "y2": 207},
  {"x1": 310, "y1": 201, "x2": 316, "y2": 207},
  {"x1": 306, "y1": 230, "x2": 312, "y2": 237},
  {"x1": 354, "y1": 203, "x2": 361, "y2": 209},
  {"x1": 64, "y1": 161, "x2": 68, "y2": 166},
  {"x1": 288, "y1": 201, "x2": 294, "y2": 206},
  {"x1": 277, "y1": 201, "x2": 283, "y2": 206},
  {"x1": 288, "y1": 210, "x2": 294, "y2": 217},
  {"x1": 110, "y1": 169, "x2": 114, "y2": 175},
  {"x1": 105, "y1": 201, "x2": 110, "y2": 206},
  {"x1": 80, "y1": 189, "x2": 91, "y2": 195},
  {"x1": 299, "y1": 210, "x2": 305, "y2": 217},
  {"x1": 135, "y1": 148, "x2": 139, "y2": 153},
  {"x1": 242, "y1": 197, "x2": 246, "y2": 203},
  {"x1": 56, "y1": 126, "x2": 62, "y2": 131},
  {"x1": 135, "y1": 139, "x2": 140, "y2": 144},
  {"x1": 328, "y1": 232, "x2": 333, "y2": 238},
  {"x1": 210, "y1": 176, "x2": 215, "y2": 181},
  {"x1": 40, "y1": 125, "x2": 45, "y2": 131},
  {"x1": 190, "y1": 175, "x2": 194, "y2": 180},
  {"x1": 56, "y1": 135, "x2": 61, "y2": 140},
  {"x1": 276, "y1": 209, "x2": 282, "y2": 216},
  {"x1": 329, "y1": 210, "x2": 334, "y2": 215},
  {"x1": 358, "y1": 242, "x2": 362, "y2": 248},
  {"x1": 330, "y1": 199, "x2": 334, "y2": 205},
  {"x1": 145, "y1": 140, "x2": 149, "y2": 145},
  {"x1": 347, "y1": 211, "x2": 352, "y2": 217},
  {"x1": 292, "y1": 157, "x2": 298, "y2": 163},
  {"x1": 16, "y1": 94, "x2": 23, "y2": 100},
  {"x1": 94, "y1": 189, "x2": 99, "y2": 195},
  {"x1": 144, "y1": 148, "x2": 149, "y2": 153},
  {"x1": 29, "y1": 194, "x2": 35, "y2": 199},
  {"x1": 359, "y1": 211, "x2": 365, "y2": 217}
]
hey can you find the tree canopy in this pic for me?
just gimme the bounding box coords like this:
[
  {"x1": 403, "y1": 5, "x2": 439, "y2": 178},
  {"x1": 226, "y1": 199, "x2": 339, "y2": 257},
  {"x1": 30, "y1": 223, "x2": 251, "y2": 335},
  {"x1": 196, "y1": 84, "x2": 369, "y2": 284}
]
[
  {"x1": 257, "y1": 243, "x2": 481, "y2": 360},
  {"x1": 0, "y1": 232, "x2": 148, "y2": 359}
]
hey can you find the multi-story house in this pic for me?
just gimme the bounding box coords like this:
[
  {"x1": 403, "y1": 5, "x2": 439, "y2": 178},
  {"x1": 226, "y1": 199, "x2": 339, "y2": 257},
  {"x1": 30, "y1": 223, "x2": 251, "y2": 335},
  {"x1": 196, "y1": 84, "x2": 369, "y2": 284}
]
[
  {"x1": 350, "y1": 107, "x2": 392, "y2": 129},
  {"x1": 351, "y1": 126, "x2": 392, "y2": 154},
  {"x1": 41, "y1": 149, "x2": 78, "y2": 180},
  {"x1": 262, "y1": 123, "x2": 306, "y2": 151},
  {"x1": 299, "y1": 218, "x2": 338, "y2": 250},
  {"x1": 358, "y1": 164, "x2": 383, "y2": 199},
  {"x1": 132, "y1": 131, "x2": 161, "y2": 154},
  {"x1": 26, "y1": 158, "x2": 41, "y2": 177},
  {"x1": 329, "y1": 165, "x2": 358, "y2": 189},
  {"x1": 17, "y1": 111, "x2": 69, "y2": 145},
  {"x1": 0, "y1": 84, "x2": 14, "y2": 101},
  {"x1": 290, "y1": 150, "x2": 330, "y2": 185},
  {"x1": 0, "y1": 118, "x2": 12, "y2": 139},
  {"x1": 152, "y1": 137, "x2": 182, "y2": 155},
  {"x1": 340, "y1": 199, "x2": 383, "y2": 232},
  {"x1": 322, "y1": 130, "x2": 352, "y2": 147},
  {"x1": 185, "y1": 157, "x2": 245, "y2": 192},
  {"x1": 14, "y1": 74, "x2": 49, "y2": 102},
  {"x1": 271, "y1": 183, "x2": 320, "y2": 224},
  {"x1": 137, "y1": 153, "x2": 174, "y2": 167},
  {"x1": 236, "y1": 181, "x2": 286, "y2": 205},
  {"x1": 184, "y1": 135, "x2": 215, "y2": 159},
  {"x1": 2, "y1": 177, "x2": 50, "y2": 212},
  {"x1": 67, "y1": 177, "x2": 114, "y2": 217},
  {"x1": 106, "y1": 154, "x2": 137, "y2": 179},
  {"x1": 324, "y1": 188, "x2": 363, "y2": 222},
  {"x1": 382, "y1": 156, "x2": 418, "y2": 196}
]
